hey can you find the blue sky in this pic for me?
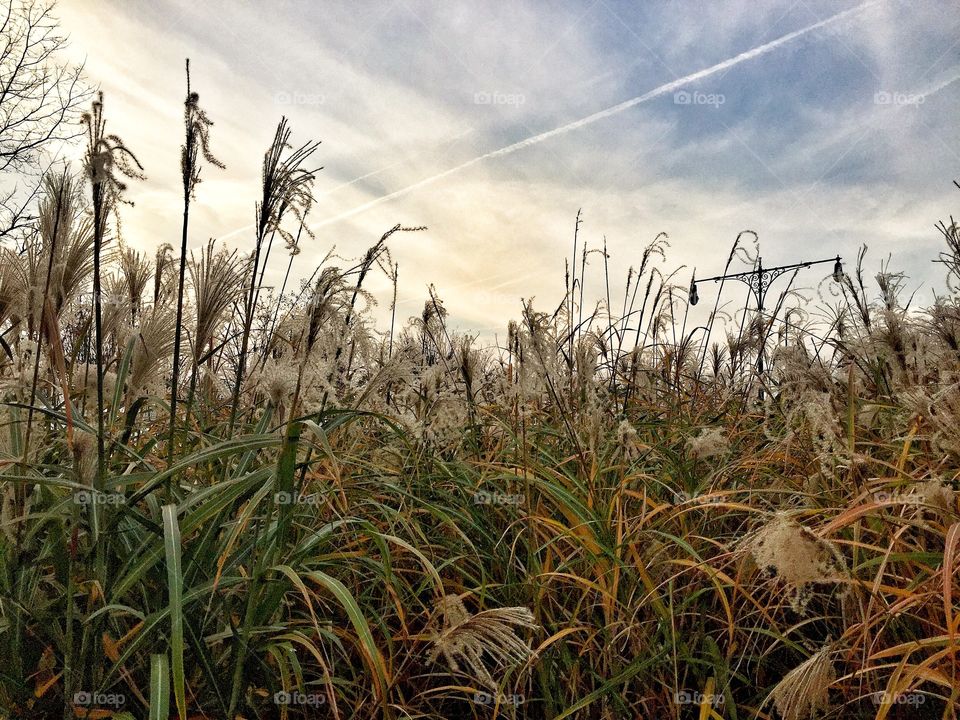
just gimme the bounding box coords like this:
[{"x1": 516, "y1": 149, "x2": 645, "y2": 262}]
[{"x1": 58, "y1": 0, "x2": 960, "y2": 336}]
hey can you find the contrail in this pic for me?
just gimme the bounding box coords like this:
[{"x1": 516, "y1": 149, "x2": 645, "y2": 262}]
[
  {"x1": 219, "y1": 128, "x2": 475, "y2": 242},
  {"x1": 396, "y1": 268, "x2": 540, "y2": 306},
  {"x1": 308, "y1": 0, "x2": 881, "y2": 231},
  {"x1": 920, "y1": 68, "x2": 960, "y2": 98},
  {"x1": 217, "y1": 160, "x2": 409, "y2": 242}
]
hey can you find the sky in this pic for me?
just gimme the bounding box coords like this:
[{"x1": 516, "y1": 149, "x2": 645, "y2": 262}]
[{"x1": 53, "y1": 0, "x2": 960, "y2": 340}]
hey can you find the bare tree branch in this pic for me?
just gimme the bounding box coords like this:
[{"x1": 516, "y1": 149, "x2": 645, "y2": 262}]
[{"x1": 0, "y1": 0, "x2": 90, "y2": 242}]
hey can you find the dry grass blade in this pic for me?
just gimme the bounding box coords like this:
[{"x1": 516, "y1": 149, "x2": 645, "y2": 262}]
[
  {"x1": 768, "y1": 645, "x2": 836, "y2": 720},
  {"x1": 428, "y1": 594, "x2": 539, "y2": 691}
]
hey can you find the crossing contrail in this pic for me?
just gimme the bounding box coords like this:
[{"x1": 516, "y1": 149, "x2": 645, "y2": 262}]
[
  {"x1": 920, "y1": 68, "x2": 960, "y2": 98},
  {"x1": 219, "y1": 128, "x2": 476, "y2": 241},
  {"x1": 218, "y1": 158, "x2": 419, "y2": 242},
  {"x1": 308, "y1": 0, "x2": 882, "y2": 231}
]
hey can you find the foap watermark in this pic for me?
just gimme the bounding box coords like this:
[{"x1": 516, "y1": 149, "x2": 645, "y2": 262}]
[
  {"x1": 273, "y1": 690, "x2": 326, "y2": 707},
  {"x1": 73, "y1": 691, "x2": 125, "y2": 709},
  {"x1": 470, "y1": 288, "x2": 502, "y2": 308},
  {"x1": 871, "y1": 489, "x2": 930, "y2": 506},
  {"x1": 674, "y1": 90, "x2": 725, "y2": 108},
  {"x1": 870, "y1": 691, "x2": 926, "y2": 706},
  {"x1": 274, "y1": 491, "x2": 322, "y2": 505},
  {"x1": 675, "y1": 690, "x2": 724, "y2": 706},
  {"x1": 74, "y1": 490, "x2": 125, "y2": 506},
  {"x1": 474, "y1": 692, "x2": 524, "y2": 706},
  {"x1": 874, "y1": 90, "x2": 924, "y2": 107},
  {"x1": 871, "y1": 490, "x2": 894, "y2": 503},
  {"x1": 672, "y1": 490, "x2": 721, "y2": 507},
  {"x1": 473, "y1": 90, "x2": 525, "y2": 107},
  {"x1": 473, "y1": 490, "x2": 524, "y2": 506},
  {"x1": 274, "y1": 90, "x2": 325, "y2": 106}
]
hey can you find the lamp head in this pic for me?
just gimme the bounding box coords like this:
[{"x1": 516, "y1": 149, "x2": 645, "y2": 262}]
[{"x1": 833, "y1": 257, "x2": 843, "y2": 283}]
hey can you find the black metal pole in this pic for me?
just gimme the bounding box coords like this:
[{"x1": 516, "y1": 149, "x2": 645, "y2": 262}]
[
  {"x1": 756, "y1": 258, "x2": 765, "y2": 400},
  {"x1": 690, "y1": 252, "x2": 842, "y2": 402}
]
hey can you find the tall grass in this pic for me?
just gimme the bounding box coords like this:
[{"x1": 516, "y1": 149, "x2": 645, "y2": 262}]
[
  {"x1": 168, "y1": 59, "x2": 224, "y2": 465},
  {"x1": 0, "y1": 84, "x2": 959, "y2": 720}
]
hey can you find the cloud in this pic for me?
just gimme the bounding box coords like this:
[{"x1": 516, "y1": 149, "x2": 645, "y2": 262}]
[
  {"x1": 50, "y1": 0, "x2": 960, "y2": 340},
  {"x1": 304, "y1": 1, "x2": 883, "y2": 233}
]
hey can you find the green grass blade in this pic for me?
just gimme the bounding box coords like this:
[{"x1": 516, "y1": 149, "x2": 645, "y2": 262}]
[
  {"x1": 162, "y1": 504, "x2": 186, "y2": 720},
  {"x1": 149, "y1": 652, "x2": 170, "y2": 720},
  {"x1": 304, "y1": 569, "x2": 391, "y2": 712}
]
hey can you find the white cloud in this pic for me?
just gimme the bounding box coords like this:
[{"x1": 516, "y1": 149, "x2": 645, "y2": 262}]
[{"x1": 50, "y1": 0, "x2": 960, "y2": 341}]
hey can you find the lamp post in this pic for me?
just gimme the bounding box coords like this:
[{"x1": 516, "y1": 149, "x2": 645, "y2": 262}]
[{"x1": 689, "y1": 253, "x2": 843, "y2": 397}]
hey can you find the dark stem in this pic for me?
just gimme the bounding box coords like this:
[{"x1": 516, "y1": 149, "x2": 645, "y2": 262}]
[{"x1": 169, "y1": 60, "x2": 194, "y2": 466}]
